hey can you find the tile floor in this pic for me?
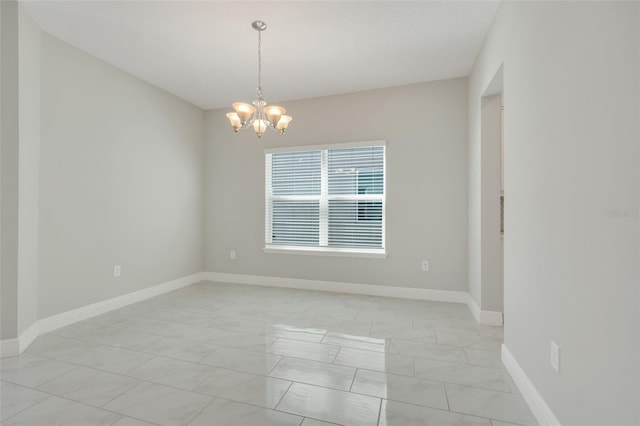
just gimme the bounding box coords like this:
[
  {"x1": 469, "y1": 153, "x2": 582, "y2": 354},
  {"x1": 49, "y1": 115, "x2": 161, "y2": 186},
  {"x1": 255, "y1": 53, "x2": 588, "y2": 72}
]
[{"x1": 0, "y1": 281, "x2": 537, "y2": 426}]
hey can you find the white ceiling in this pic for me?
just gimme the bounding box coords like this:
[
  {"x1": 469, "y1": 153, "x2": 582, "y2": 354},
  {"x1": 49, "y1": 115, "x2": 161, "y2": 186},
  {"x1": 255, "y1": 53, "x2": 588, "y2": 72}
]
[{"x1": 21, "y1": 1, "x2": 499, "y2": 110}]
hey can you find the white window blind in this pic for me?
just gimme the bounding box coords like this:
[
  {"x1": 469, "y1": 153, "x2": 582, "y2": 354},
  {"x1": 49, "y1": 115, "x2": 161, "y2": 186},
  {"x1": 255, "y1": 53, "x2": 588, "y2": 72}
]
[{"x1": 265, "y1": 141, "x2": 385, "y2": 255}]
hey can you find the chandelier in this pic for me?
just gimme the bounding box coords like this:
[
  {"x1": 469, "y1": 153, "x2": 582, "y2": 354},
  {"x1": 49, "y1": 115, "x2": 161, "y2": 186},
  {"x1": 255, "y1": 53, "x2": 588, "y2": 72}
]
[{"x1": 226, "y1": 21, "x2": 292, "y2": 138}]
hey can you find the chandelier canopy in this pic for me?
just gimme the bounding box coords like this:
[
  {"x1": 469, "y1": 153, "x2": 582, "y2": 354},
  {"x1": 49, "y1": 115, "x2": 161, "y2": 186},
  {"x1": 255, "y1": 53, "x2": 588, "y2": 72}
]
[{"x1": 226, "y1": 21, "x2": 292, "y2": 138}]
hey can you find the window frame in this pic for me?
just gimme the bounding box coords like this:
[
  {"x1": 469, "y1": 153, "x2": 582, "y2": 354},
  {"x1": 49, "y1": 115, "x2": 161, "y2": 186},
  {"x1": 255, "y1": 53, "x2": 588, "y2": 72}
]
[{"x1": 264, "y1": 140, "x2": 386, "y2": 258}]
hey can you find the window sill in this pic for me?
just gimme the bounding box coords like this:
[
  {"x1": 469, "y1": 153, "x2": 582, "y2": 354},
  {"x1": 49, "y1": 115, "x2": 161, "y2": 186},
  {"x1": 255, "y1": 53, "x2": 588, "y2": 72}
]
[{"x1": 263, "y1": 246, "x2": 387, "y2": 259}]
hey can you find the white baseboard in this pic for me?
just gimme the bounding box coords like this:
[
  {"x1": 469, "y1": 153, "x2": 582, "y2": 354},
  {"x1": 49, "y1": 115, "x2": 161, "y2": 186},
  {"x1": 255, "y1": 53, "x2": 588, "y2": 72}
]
[
  {"x1": 466, "y1": 294, "x2": 503, "y2": 326},
  {"x1": 0, "y1": 272, "x2": 205, "y2": 358},
  {"x1": 19, "y1": 322, "x2": 40, "y2": 353},
  {"x1": 502, "y1": 344, "x2": 561, "y2": 426},
  {"x1": 38, "y1": 272, "x2": 205, "y2": 334},
  {"x1": 0, "y1": 337, "x2": 20, "y2": 358},
  {"x1": 203, "y1": 272, "x2": 469, "y2": 304},
  {"x1": 0, "y1": 322, "x2": 39, "y2": 358},
  {"x1": 206, "y1": 272, "x2": 504, "y2": 326}
]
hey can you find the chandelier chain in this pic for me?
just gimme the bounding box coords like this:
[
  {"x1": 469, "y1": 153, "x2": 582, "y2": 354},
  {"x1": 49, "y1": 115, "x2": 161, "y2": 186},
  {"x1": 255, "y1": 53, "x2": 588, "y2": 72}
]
[{"x1": 257, "y1": 27, "x2": 262, "y2": 96}]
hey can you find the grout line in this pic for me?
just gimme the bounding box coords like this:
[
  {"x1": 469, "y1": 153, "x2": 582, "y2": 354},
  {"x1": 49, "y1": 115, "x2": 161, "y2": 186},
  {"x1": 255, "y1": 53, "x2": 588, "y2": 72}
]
[
  {"x1": 273, "y1": 380, "x2": 294, "y2": 411},
  {"x1": 348, "y1": 368, "x2": 357, "y2": 392},
  {"x1": 412, "y1": 354, "x2": 416, "y2": 377},
  {"x1": 0, "y1": 390, "x2": 50, "y2": 423},
  {"x1": 443, "y1": 381, "x2": 451, "y2": 411},
  {"x1": 265, "y1": 355, "x2": 286, "y2": 377},
  {"x1": 31, "y1": 364, "x2": 83, "y2": 389},
  {"x1": 462, "y1": 347, "x2": 471, "y2": 364},
  {"x1": 98, "y1": 378, "x2": 142, "y2": 410},
  {"x1": 190, "y1": 364, "x2": 219, "y2": 391},
  {"x1": 185, "y1": 396, "x2": 217, "y2": 426},
  {"x1": 330, "y1": 346, "x2": 341, "y2": 364},
  {"x1": 212, "y1": 395, "x2": 304, "y2": 421}
]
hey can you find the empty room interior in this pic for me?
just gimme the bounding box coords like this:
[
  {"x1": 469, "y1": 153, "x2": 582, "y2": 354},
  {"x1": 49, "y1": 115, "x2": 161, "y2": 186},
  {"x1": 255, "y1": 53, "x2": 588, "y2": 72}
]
[{"x1": 1, "y1": 1, "x2": 639, "y2": 425}]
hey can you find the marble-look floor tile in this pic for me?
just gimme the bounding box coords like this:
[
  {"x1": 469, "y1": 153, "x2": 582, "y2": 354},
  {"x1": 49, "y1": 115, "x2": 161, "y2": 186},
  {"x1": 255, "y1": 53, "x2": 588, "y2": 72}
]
[
  {"x1": 112, "y1": 304, "x2": 157, "y2": 318},
  {"x1": 306, "y1": 307, "x2": 359, "y2": 321},
  {"x1": 445, "y1": 384, "x2": 537, "y2": 426},
  {"x1": 112, "y1": 417, "x2": 157, "y2": 426},
  {"x1": 27, "y1": 334, "x2": 153, "y2": 374},
  {"x1": 491, "y1": 421, "x2": 527, "y2": 426},
  {"x1": 415, "y1": 358, "x2": 514, "y2": 392},
  {"x1": 370, "y1": 324, "x2": 437, "y2": 343},
  {"x1": 351, "y1": 369, "x2": 448, "y2": 409},
  {"x1": 190, "y1": 397, "x2": 302, "y2": 426},
  {"x1": 0, "y1": 381, "x2": 49, "y2": 421},
  {"x1": 127, "y1": 356, "x2": 214, "y2": 390},
  {"x1": 269, "y1": 357, "x2": 355, "y2": 391},
  {"x1": 200, "y1": 346, "x2": 282, "y2": 375},
  {"x1": 153, "y1": 322, "x2": 222, "y2": 343},
  {"x1": 150, "y1": 308, "x2": 216, "y2": 326},
  {"x1": 503, "y1": 371, "x2": 521, "y2": 394},
  {"x1": 2, "y1": 396, "x2": 122, "y2": 426},
  {"x1": 475, "y1": 325, "x2": 504, "y2": 338},
  {"x1": 267, "y1": 338, "x2": 340, "y2": 363},
  {"x1": 356, "y1": 312, "x2": 413, "y2": 328},
  {"x1": 207, "y1": 317, "x2": 269, "y2": 334},
  {"x1": 1, "y1": 283, "x2": 510, "y2": 426},
  {"x1": 140, "y1": 337, "x2": 218, "y2": 363},
  {"x1": 436, "y1": 331, "x2": 502, "y2": 351},
  {"x1": 277, "y1": 382, "x2": 380, "y2": 426},
  {"x1": 413, "y1": 319, "x2": 479, "y2": 334},
  {"x1": 333, "y1": 347, "x2": 414, "y2": 376},
  {"x1": 194, "y1": 368, "x2": 291, "y2": 408},
  {"x1": 379, "y1": 399, "x2": 492, "y2": 426},
  {"x1": 312, "y1": 318, "x2": 372, "y2": 336},
  {"x1": 103, "y1": 381, "x2": 212, "y2": 426},
  {"x1": 301, "y1": 418, "x2": 340, "y2": 426},
  {"x1": 209, "y1": 330, "x2": 277, "y2": 351},
  {"x1": 465, "y1": 348, "x2": 503, "y2": 369},
  {"x1": 84, "y1": 311, "x2": 131, "y2": 326},
  {"x1": 26, "y1": 333, "x2": 96, "y2": 357},
  {"x1": 51, "y1": 321, "x2": 111, "y2": 338},
  {"x1": 389, "y1": 339, "x2": 468, "y2": 363},
  {"x1": 91, "y1": 315, "x2": 172, "y2": 335},
  {"x1": 322, "y1": 332, "x2": 387, "y2": 353},
  {"x1": 0, "y1": 353, "x2": 77, "y2": 388},
  {"x1": 52, "y1": 323, "x2": 163, "y2": 350},
  {"x1": 38, "y1": 366, "x2": 139, "y2": 407},
  {"x1": 265, "y1": 324, "x2": 327, "y2": 343}
]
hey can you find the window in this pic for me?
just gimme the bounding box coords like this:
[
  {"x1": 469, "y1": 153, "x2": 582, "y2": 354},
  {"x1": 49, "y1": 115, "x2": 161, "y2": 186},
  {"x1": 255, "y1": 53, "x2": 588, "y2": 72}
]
[{"x1": 265, "y1": 141, "x2": 386, "y2": 257}]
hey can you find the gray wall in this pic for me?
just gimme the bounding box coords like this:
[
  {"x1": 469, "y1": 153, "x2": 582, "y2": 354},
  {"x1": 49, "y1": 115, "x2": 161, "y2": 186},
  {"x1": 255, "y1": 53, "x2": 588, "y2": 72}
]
[
  {"x1": 0, "y1": 2, "x2": 41, "y2": 340},
  {"x1": 17, "y1": 6, "x2": 40, "y2": 336},
  {"x1": 469, "y1": 2, "x2": 639, "y2": 424},
  {"x1": 38, "y1": 33, "x2": 205, "y2": 318},
  {"x1": 205, "y1": 79, "x2": 468, "y2": 291},
  {"x1": 1, "y1": 0, "x2": 20, "y2": 340}
]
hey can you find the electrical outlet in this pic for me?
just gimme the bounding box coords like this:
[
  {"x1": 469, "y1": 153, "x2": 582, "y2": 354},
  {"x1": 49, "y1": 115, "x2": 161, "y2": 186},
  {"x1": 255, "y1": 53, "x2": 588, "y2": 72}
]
[
  {"x1": 230, "y1": 250, "x2": 236, "y2": 260},
  {"x1": 113, "y1": 265, "x2": 121, "y2": 278},
  {"x1": 550, "y1": 340, "x2": 560, "y2": 373},
  {"x1": 421, "y1": 260, "x2": 429, "y2": 271}
]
